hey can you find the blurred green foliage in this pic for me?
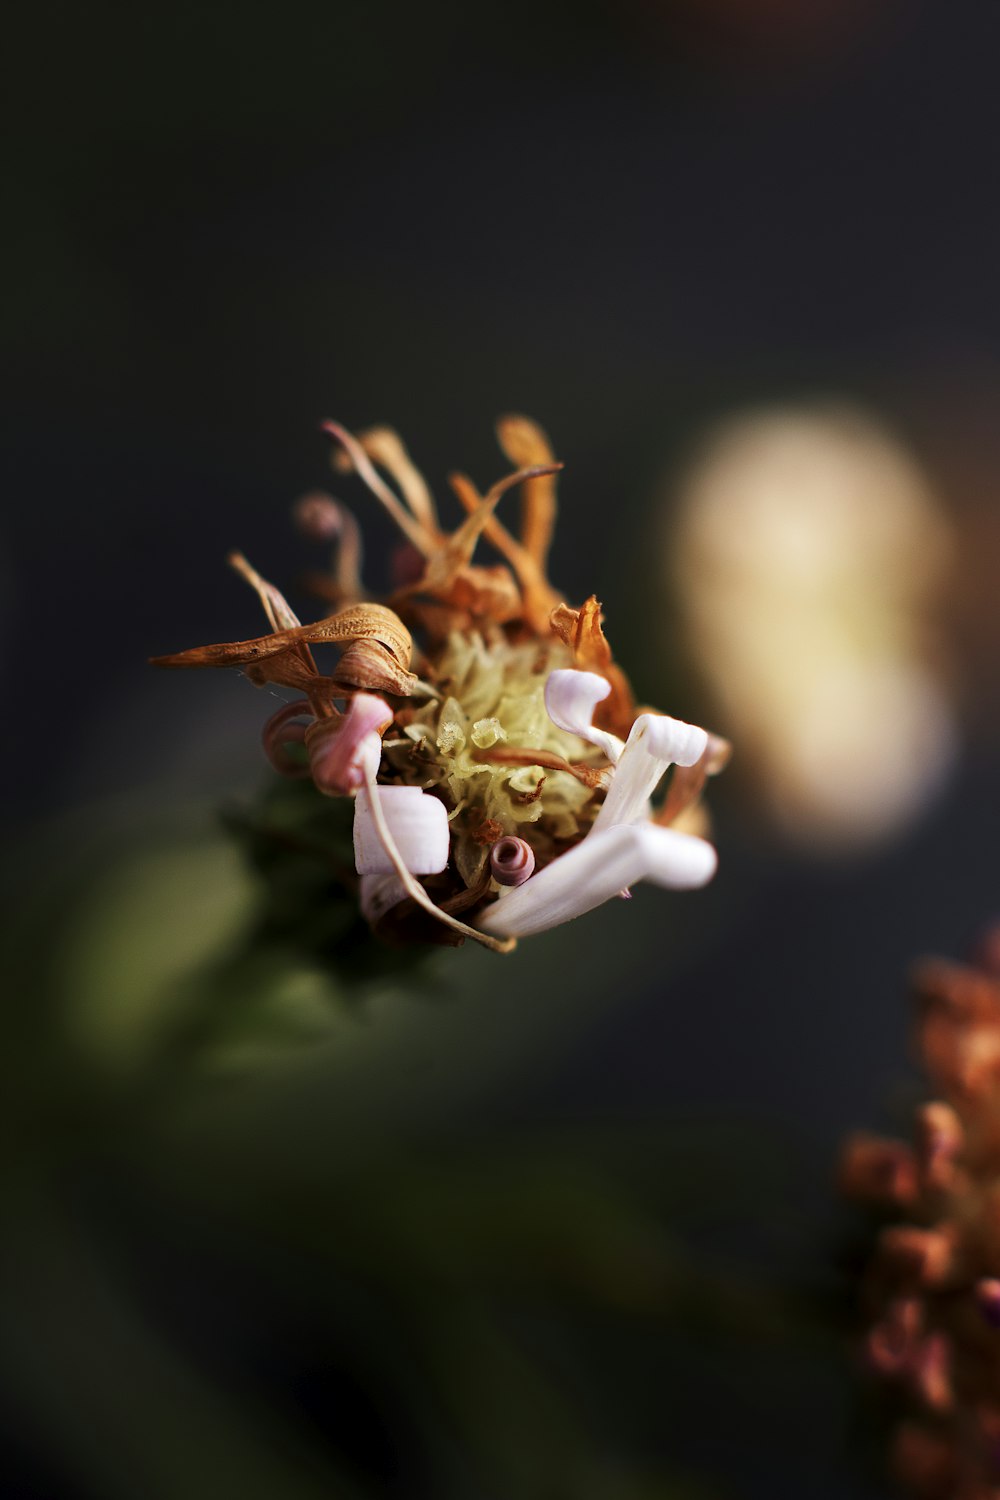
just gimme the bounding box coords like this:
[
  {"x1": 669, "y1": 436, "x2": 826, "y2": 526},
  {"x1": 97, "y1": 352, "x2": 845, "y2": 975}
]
[{"x1": 0, "y1": 790, "x2": 851, "y2": 1500}]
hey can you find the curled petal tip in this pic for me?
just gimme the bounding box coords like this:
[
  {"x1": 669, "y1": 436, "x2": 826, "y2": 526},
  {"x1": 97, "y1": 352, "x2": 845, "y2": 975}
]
[
  {"x1": 544, "y1": 668, "x2": 621, "y2": 762},
  {"x1": 490, "y1": 836, "x2": 535, "y2": 886},
  {"x1": 262, "y1": 700, "x2": 315, "y2": 777},
  {"x1": 635, "y1": 714, "x2": 710, "y2": 769}
]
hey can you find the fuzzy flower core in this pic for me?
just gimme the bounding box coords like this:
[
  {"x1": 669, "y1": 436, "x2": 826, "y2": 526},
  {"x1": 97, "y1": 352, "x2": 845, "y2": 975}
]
[{"x1": 386, "y1": 633, "x2": 603, "y2": 888}]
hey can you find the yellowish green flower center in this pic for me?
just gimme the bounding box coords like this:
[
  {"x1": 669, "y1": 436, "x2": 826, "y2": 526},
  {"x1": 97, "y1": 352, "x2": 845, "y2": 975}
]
[{"x1": 384, "y1": 632, "x2": 606, "y2": 887}]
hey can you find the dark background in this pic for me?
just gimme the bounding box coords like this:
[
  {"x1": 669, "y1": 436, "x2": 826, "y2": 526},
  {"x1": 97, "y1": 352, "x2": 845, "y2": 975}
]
[{"x1": 4, "y1": 3, "x2": 1000, "y2": 1497}]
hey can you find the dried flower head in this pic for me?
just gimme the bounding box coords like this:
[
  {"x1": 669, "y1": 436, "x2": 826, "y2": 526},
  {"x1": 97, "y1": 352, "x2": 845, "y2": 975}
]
[
  {"x1": 841, "y1": 928, "x2": 1000, "y2": 1498},
  {"x1": 152, "y1": 417, "x2": 727, "y2": 952}
]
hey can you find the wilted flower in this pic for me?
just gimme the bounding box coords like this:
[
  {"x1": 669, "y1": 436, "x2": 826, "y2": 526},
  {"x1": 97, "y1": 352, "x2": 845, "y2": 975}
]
[
  {"x1": 153, "y1": 418, "x2": 726, "y2": 952},
  {"x1": 841, "y1": 930, "x2": 1000, "y2": 1498}
]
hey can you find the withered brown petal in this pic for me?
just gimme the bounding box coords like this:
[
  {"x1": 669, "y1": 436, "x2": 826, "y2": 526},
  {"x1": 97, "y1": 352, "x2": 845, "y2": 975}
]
[
  {"x1": 550, "y1": 596, "x2": 636, "y2": 735},
  {"x1": 228, "y1": 550, "x2": 318, "y2": 680},
  {"x1": 352, "y1": 426, "x2": 441, "y2": 538},
  {"x1": 495, "y1": 414, "x2": 558, "y2": 569},
  {"x1": 322, "y1": 420, "x2": 434, "y2": 557},
  {"x1": 333, "y1": 638, "x2": 419, "y2": 696},
  {"x1": 421, "y1": 463, "x2": 562, "y2": 596},
  {"x1": 151, "y1": 603, "x2": 413, "y2": 673},
  {"x1": 449, "y1": 472, "x2": 564, "y2": 634}
]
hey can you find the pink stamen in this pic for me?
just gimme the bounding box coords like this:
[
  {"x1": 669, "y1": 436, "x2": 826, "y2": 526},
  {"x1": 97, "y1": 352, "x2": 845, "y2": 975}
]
[
  {"x1": 308, "y1": 693, "x2": 393, "y2": 796},
  {"x1": 262, "y1": 700, "x2": 315, "y2": 777},
  {"x1": 490, "y1": 836, "x2": 535, "y2": 887}
]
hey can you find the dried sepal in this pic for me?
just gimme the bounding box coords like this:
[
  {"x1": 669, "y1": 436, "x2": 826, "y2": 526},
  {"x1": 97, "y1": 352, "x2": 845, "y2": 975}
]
[
  {"x1": 152, "y1": 602, "x2": 413, "y2": 672},
  {"x1": 322, "y1": 420, "x2": 434, "y2": 557},
  {"x1": 243, "y1": 653, "x2": 332, "y2": 701},
  {"x1": 449, "y1": 472, "x2": 564, "y2": 633},
  {"x1": 415, "y1": 463, "x2": 562, "y2": 602},
  {"x1": 350, "y1": 426, "x2": 441, "y2": 538},
  {"x1": 334, "y1": 637, "x2": 419, "y2": 696},
  {"x1": 550, "y1": 596, "x2": 635, "y2": 737},
  {"x1": 495, "y1": 414, "x2": 558, "y2": 569},
  {"x1": 228, "y1": 551, "x2": 302, "y2": 633},
  {"x1": 228, "y1": 551, "x2": 323, "y2": 703}
]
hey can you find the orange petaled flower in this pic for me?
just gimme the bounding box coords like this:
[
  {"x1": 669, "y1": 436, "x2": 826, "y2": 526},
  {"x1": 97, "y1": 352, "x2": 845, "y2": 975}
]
[
  {"x1": 841, "y1": 931, "x2": 1000, "y2": 1500},
  {"x1": 152, "y1": 418, "x2": 727, "y2": 952}
]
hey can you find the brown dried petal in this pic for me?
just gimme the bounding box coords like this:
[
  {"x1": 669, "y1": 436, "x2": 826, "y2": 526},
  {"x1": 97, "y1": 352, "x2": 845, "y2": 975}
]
[
  {"x1": 550, "y1": 596, "x2": 636, "y2": 737},
  {"x1": 442, "y1": 564, "x2": 522, "y2": 622},
  {"x1": 352, "y1": 426, "x2": 441, "y2": 537},
  {"x1": 420, "y1": 463, "x2": 562, "y2": 598},
  {"x1": 449, "y1": 471, "x2": 564, "y2": 633},
  {"x1": 322, "y1": 420, "x2": 434, "y2": 557},
  {"x1": 152, "y1": 603, "x2": 413, "y2": 673},
  {"x1": 495, "y1": 414, "x2": 558, "y2": 568},
  {"x1": 333, "y1": 638, "x2": 419, "y2": 696}
]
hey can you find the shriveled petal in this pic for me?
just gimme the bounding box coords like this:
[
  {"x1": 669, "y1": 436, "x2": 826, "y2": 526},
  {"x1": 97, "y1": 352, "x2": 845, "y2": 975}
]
[
  {"x1": 354, "y1": 786, "x2": 450, "y2": 876},
  {"x1": 544, "y1": 668, "x2": 623, "y2": 763},
  {"x1": 592, "y1": 713, "x2": 709, "y2": 834},
  {"x1": 478, "y1": 821, "x2": 717, "y2": 938}
]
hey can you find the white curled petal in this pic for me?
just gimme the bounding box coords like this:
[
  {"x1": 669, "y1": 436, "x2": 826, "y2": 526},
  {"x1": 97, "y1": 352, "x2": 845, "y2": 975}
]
[
  {"x1": 592, "y1": 713, "x2": 710, "y2": 833},
  {"x1": 478, "y1": 822, "x2": 718, "y2": 938},
  {"x1": 359, "y1": 873, "x2": 409, "y2": 924},
  {"x1": 353, "y1": 786, "x2": 450, "y2": 875},
  {"x1": 639, "y1": 713, "x2": 709, "y2": 769},
  {"x1": 544, "y1": 668, "x2": 624, "y2": 763}
]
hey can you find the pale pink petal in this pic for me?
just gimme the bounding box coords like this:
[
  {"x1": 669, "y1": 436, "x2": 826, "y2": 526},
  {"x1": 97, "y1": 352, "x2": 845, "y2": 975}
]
[
  {"x1": 353, "y1": 786, "x2": 450, "y2": 875},
  {"x1": 478, "y1": 821, "x2": 717, "y2": 938},
  {"x1": 544, "y1": 668, "x2": 624, "y2": 763},
  {"x1": 592, "y1": 713, "x2": 709, "y2": 834},
  {"x1": 309, "y1": 693, "x2": 393, "y2": 795}
]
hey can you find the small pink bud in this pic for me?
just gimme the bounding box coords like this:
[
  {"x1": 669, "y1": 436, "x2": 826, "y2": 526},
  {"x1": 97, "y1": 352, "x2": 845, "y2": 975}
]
[
  {"x1": 294, "y1": 491, "x2": 347, "y2": 542},
  {"x1": 307, "y1": 693, "x2": 393, "y2": 796},
  {"x1": 490, "y1": 836, "x2": 535, "y2": 887}
]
